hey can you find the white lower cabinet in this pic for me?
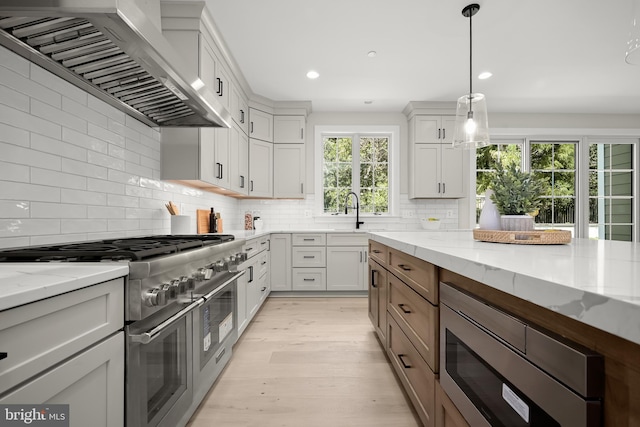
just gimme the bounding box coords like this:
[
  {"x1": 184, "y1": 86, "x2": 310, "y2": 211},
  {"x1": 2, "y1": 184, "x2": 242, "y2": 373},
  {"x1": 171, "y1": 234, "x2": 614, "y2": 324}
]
[
  {"x1": 326, "y1": 246, "x2": 368, "y2": 291},
  {"x1": 236, "y1": 268, "x2": 249, "y2": 336},
  {"x1": 270, "y1": 233, "x2": 292, "y2": 291},
  {"x1": 238, "y1": 236, "x2": 270, "y2": 338},
  {"x1": 292, "y1": 268, "x2": 326, "y2": 291}
]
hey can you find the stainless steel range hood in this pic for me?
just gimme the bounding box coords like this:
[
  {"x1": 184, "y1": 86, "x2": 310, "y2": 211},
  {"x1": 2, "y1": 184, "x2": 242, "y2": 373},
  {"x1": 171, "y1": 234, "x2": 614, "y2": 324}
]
[{"x1": 0, "y1": 0, "x2": 231, "y2": 128}]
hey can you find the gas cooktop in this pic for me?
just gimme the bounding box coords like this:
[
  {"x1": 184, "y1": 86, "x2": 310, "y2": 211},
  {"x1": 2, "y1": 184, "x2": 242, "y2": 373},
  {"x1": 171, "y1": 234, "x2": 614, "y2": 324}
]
[{"x1": 0, "y1": 235, "x2": 235, "y2": 262}]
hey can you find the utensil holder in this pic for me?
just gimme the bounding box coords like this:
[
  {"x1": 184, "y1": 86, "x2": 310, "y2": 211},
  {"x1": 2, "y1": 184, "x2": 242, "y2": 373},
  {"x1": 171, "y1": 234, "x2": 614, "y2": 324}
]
[{"x1": 171, "y1": 215, "x2": 191, "y2": 234}]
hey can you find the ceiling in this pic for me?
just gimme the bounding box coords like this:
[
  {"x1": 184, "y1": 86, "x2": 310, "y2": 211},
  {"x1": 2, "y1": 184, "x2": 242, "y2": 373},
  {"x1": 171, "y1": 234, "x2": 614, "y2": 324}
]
[{"x1": 195, "y1": 0, "x2": 639, "y2": 114}]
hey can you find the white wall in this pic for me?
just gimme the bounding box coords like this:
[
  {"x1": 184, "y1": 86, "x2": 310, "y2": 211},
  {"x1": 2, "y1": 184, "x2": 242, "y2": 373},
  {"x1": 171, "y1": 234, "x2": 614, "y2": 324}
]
[{"x1": 0, "y1": 46, "x2": 241, "y2": 249}]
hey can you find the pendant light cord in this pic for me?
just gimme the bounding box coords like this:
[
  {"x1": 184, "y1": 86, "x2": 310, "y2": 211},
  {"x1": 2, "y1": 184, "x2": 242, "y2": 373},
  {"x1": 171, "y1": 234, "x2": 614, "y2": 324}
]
[{"x1": 469, "y1": 9, "x2": 473, "y2": 96}]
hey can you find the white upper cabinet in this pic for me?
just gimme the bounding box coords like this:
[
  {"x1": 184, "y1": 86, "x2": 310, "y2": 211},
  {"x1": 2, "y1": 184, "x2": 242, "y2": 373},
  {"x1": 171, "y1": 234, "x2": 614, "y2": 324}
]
[
  {"x1": 249, "y1": 108, "x2": 273, "y2": 142},
  {"x1": 273, "y1": 144, "x2": 305, "y2": 199},
  {"x1": 249, "y1": 138, "x2": 273, "y2": 198},
  {"x1": 274, "y1": 115, "x2": 305, "y2": 144},
  {"x1": 229, "y1": 123, "x2": 249, "y2": 195},
  {"x1": 230, "y1": 84, "x2": 249, "y2": 134}
]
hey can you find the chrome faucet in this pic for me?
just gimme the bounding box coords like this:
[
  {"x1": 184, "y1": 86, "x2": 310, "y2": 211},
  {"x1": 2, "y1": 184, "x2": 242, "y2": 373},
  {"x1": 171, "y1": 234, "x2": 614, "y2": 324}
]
[{"x1": 344, "y1": 191, "x2": 364, "y2": 229}]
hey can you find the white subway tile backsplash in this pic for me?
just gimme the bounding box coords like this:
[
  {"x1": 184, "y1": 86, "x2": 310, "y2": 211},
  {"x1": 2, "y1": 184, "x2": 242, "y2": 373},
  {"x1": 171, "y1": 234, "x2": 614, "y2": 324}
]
[
  {"x1": 0, "y1": 219, "x2": 61, "y2": 237},
  {"x1": 88, "y1": 123, "x2": 125, "y2": 147},
  {"x1": 88, "y1": 96, "x2": 125, "y2": 124},
  {"x1": 31, "y1": 99, "x2": 87, "y2": 133},
  {"x1": 125, "y1": 208, "x2": 161, "y2": 220},
  {"x1": 61, "y1": 158, "x2": 108, "y2": 180},
  {"x1": 125, "y1": 161, "x2": 153, "y2": 179},
  {"x1": 139, "y1": 177, "x2": 163, "y2": 190},
  {"x1": 0, "y1": 46, "x2": 28, "y2": 77},
  {"x1": 0, "y1": 201, "x2": 29, "y2": 219},
  {"x1": 2, "y1": 141, "x2": 61, "y2": 171},
  {"x1": 0, "y1": 123, "x2": 29, "y2": 148},
  {"x1": 87, "y1": 206, "x2": 125, "y2": 219},
  {"x1": 108, "y1": 118, "x2": 140, "y2": 141},
  {"x1": 62, "y1": 128, "x2": 109, "y2": 154},
  {"x1": 108, "y1": 170, "x2": 140, "y2": 186},
  {"x1": 63, "y1": 96, "x2": 108, "y2": 128},
  {"x1": 30, "y1": 233, "x2": 87, "y2": 246},
  {"x1": 30, "y1": 64, "x2": 86, "y2": 105},
  {"x1": 126, "y1": 138, "x2": 159, "y2": 160},
  {"x1": 0, "y1": 236, "x2": 30, "y2": 249},
  {"x1": 87, "y1": 178, "x2": 125, "y2": 195},
  {"x1": 0, "y1": 64, "x2": 60, "y2": 108},
  {"x1": 87, "y1": 151, "x2": 125, "y2": 171},
  {"x1": 31, "y1": 133, "x2": 88, "y2": 162},
  {"x1": 61, "y1": 219, "x2": 107, "y2": 234},
  {"x1": 108, "y1": 219, "x2": 141, "y2": 231},
  {"x1": 61, "y1": 189, "x2": 106, "y2": 206},
  {"x1": 31, "y1": 202, "x2": 87, "y2": 219},
  {"x1": 107, "y1": 194, "x2": 139, "y2": 208},
  {"x1": 0, "y1": 84, "x2": 29, "y2": 112},
  {"x1": 125, "y1": 185, "x2": 154, "y2": 199},
  {"x1": 108, "y1": 144, "x2": 126, "y2": 160},
  {"x1": 31, "y1": 168, "x2": 87, "y2": 190},
  {"x1": 0, "y1": 104, "x2": 61, "y2": 139},
  {"x1": 125, "y1": 115, "x2": 157, "y2": 140},
  {"x1": 3, "y1": 182, "x2": 60, "y2": 203},
  {"x1": 0, "y1": 161, "x2": 29, "y2": 183}
]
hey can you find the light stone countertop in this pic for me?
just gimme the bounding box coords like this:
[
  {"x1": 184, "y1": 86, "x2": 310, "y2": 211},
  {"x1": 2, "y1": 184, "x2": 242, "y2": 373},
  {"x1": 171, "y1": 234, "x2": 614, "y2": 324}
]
[
  {"x1": 0, "y1": 263, "x2": 128, "y2": 311},
  {"x1": 368, "y1": 230, "x2": 640, "y2": 346}
]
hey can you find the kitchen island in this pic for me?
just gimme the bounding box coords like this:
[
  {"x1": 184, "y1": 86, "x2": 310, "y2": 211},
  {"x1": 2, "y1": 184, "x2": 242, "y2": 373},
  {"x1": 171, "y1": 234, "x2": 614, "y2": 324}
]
[{"x1": 369, "y1": 230, "x2": 640, "y2": 427}]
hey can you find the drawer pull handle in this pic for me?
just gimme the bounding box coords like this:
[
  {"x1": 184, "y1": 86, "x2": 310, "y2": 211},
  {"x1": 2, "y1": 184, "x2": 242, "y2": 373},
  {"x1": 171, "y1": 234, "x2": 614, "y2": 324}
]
[
  {"x1": 398, "y1": 354, "x2": 411, "y2": 369},
  {"x1": 261, "y1": 287, "x2": 267, "y2": 291},
  {"x1": 398, "y1": 264, "x2": 412, "y2": 271},
  {"x1": 371, "y1": 270, "x2": 378, "y2": 288},
  {"x1": 303, "y1": 255, "x2": 315, "y2": 259},
  {"x1": 0, "y1": 352, "x2": 6, "y2": 360},
  {"x1": 303, "y1": 278, "x2": 316, "y2": 281},
  {"x1": 372, "y1": 249, "x2": 382, "y2": 254},
  {"x1": 261, "y1": 261, "x2": 267, "y2": 265},
  {"x1": 303, "y1": 238, "x2": 315, "y2": 241},
  {"x1": 246, "y1": 247, "x2": 254, "y2": 252},
  {"x1": 261, "y1": 241, "x2": 267, "y2": 245},
  {"x1": 398, "y1": 303, "x2": 411, "y2": 314}
]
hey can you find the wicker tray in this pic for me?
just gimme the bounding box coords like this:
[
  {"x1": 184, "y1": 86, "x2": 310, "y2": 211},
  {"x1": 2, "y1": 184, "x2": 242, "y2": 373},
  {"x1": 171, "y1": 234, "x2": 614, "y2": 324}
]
[{"x1": 473, "y1": 229, "x2": 572, "y2": 245}]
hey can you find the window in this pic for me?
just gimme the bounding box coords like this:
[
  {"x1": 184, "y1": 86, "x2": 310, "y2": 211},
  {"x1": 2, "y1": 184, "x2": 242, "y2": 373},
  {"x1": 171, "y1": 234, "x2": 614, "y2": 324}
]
[
  {"x1": 315, "y1": 125, "x2": 399, "y2": 217},
  {"x1": 588, "y1": 141, "x2": 635, "y2": 241},
  {"x1": 323, "y1": 135, "x2": 389, "y2": 213}
]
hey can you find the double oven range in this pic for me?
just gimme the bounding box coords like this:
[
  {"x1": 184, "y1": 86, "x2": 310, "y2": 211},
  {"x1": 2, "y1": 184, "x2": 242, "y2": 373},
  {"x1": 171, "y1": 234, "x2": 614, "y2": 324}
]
[{"x1": 0, "y1": 234, "x2": 246, "y2": 427}]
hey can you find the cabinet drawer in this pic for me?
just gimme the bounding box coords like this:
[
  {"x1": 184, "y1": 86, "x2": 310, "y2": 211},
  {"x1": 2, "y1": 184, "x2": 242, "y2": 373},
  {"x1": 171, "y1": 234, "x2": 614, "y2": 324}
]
[
  {"x1": 435, "y1": 380, "x2": 470, "y2": 427},
  {"x1": 256, "y1": 251, "x2": 269, "y2": 279},
  {"x1": 292, "y1": 247, "x2": 326, "y2": 267},
  {"x1": 0, "y1": 278, "x2": 124, "y2": 394},
  {"x1": 387, "y1": 315, "x2": 435, "y2": 427},
  {"x1": 292, "y1": 268, "x2": 326, "y2": 291},
  {"x1": 368, "y1": 240, "x2": 388, "y2": 265},
  {"x1": 389, "y1": 247, "x2": 438, "y2": 304},
  {"x1": 388, "y1": 273, "x2": 439, "y2": 372},
  {"x1": 326, "y1": 233, "x2": 368, "y2": 246},
  {"x1": 292, "y1": 233, "x2": 326, "y2": 246},
  {"x1": 243, "y1": 235, "x2": 269, "y2": 259}
]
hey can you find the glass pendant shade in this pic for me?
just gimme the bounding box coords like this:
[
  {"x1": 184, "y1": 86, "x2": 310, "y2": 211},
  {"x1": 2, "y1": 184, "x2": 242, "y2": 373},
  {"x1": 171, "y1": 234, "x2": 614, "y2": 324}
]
[
  {"x1": 626, "y1": 0, "x2": 640, "y2": 64},
  {"x1": 452, "y1": 93, "x2": 490, "y2": 149}
]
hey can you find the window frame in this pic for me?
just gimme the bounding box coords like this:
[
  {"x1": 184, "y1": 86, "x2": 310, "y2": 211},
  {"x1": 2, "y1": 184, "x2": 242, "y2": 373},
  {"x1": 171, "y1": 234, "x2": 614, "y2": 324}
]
[{"x1": 314, "y1": 125, "x2": 400, "y2": 217}]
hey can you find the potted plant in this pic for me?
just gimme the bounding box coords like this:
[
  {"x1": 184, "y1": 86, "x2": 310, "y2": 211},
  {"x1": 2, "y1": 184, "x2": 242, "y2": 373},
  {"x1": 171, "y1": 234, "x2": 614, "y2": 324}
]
[{"x1": 489, "y1": 163, "x2": 546, "y2": 231}]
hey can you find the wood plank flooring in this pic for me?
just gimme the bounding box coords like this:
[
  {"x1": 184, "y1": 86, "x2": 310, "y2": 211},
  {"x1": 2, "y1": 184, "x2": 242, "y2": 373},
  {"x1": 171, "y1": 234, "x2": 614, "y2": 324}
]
[{"x1": 187, "y1": 297, "x2": 421, "y2": 427}]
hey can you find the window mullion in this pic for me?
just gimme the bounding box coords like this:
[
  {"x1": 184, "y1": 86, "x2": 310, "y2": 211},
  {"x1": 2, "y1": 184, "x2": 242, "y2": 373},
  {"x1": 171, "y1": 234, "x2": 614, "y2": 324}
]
[{"x1": 352, "y1": 133, "x2": 361, "y2": 193}]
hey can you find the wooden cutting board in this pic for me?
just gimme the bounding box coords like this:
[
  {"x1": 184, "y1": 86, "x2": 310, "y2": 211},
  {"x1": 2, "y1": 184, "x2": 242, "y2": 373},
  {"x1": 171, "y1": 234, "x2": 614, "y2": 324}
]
[{"x1": 196, "y1": 209, "x2": 210, "y2": 234}]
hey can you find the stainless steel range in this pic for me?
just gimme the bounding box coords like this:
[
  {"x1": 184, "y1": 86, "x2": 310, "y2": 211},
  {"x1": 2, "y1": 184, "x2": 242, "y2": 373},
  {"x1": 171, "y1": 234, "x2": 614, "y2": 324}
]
[{"x1": 0, "y1": 234, "x2": 246, "y2": 427}]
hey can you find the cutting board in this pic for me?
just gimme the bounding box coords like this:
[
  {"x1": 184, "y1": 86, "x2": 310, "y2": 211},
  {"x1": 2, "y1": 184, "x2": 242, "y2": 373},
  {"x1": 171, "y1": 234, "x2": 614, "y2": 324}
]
[{"x1": 196, "y1": 209, "x2": 210, "y2": 234}]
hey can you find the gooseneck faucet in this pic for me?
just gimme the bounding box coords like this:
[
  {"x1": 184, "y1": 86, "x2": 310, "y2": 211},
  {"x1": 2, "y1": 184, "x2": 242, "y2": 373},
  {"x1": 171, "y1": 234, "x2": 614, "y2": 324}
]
[{"x1": 344, "y1": 191, "x2": 365, "y2": 229}]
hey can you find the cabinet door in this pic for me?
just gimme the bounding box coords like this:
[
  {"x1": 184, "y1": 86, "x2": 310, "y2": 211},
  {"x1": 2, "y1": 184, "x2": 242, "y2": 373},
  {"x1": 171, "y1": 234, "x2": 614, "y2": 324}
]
[
  {"x1": 441, "y1": 116, "x2": 456, "y2": 145},
  {"x1": 273, "y1": 144, "x2": 305, "y2": 199},
  {"x1": 213, "y1": 127, "x2": 231, "y2": 189},
  {"x1": 230, "y1": 84, "x2": 249, "y2": 134},
  {"x1": 274, "y1": 115, "x2": 305, "y2": 143},
  {"x1": 440, "y1": 145, "x2": 467, "y2": 198},
  {"x1": 368, "y1": 259, "x2": 388, "y2": 342},
  {"x1": 270, "y1": 234, "x2": 292, "y2": 291},
  {"x1": 236, "y1": 269, "x2": 249, "y2": 336},
  {"x1": 249, "y1": 138, "x2": 273, "y2": 198},
  {"x1": 414, "y1": 116, "x2": 441, "y2": 143},
  {"x1": 215, "y1": 64, "x2": 231, "y2": 109},
  {"x1": 246, "y1": 259, "x2": 260, "y2": 321},
  {"x1": 326, "y1": 246, "x2": 366, "y2": 291},
  {"x1": 436, "y1": 381, "x2": 470, "y2": 427},
  {"x1": 230, "y1": 124, "x2": 249, "y2": 195},
  {"x1": 249, "y1": 108, "x2": 273, "y2": 142},
  {"x1": 412, "y1": 144, "x2": 441, "y2": 198},
  {"x1": 199, "y1": 34, "x2": 217, "y2": 94}
]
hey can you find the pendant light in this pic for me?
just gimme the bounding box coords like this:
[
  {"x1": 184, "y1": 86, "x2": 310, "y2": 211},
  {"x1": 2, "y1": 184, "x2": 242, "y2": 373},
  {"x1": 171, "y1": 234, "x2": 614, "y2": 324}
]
[{"x1": 452, "y1": 3, "x2": 490, "y2": 149}]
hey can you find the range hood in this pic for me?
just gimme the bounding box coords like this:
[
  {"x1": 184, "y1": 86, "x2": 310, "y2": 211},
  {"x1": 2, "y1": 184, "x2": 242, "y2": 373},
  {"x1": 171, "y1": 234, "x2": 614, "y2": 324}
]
[{"x1": 0, "y1": 0, "x2": 231, "y2": 128}]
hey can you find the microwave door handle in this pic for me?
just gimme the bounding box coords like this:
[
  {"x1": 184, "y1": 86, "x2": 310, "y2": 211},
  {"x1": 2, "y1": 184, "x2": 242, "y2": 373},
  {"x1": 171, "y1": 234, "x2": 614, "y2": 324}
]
[
  {"x1": 201, "y1": 270, "x2": 245, "y2": 300},
  {"x1": 130, "y1": 299, "x2": 203, "y2": 344}
]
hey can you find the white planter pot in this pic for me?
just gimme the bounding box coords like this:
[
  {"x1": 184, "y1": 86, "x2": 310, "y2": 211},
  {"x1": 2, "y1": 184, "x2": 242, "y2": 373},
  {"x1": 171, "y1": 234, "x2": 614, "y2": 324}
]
[
  {"x1": 478, "y1": 189, "x2": 502, "y2": 230},
  {"x1": 500, "y1": 214, "x2": 534, "y2": 231}
]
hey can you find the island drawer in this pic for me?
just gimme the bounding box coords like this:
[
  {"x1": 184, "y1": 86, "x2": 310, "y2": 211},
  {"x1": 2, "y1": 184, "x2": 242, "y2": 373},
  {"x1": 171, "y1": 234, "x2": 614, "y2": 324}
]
[
  {"x1": 389, "y1": 247, "x2": 438, "y2": 304},
  {"x1": 388, "y1": 272, "x2": 439, "y2": 372},
  {"x1": 292, "y1": 268, "x2": 326, "y2": 291},
  {"x1": 368, "y1": 240, "x2": 388, "y2": 265},
  {"x1": 292, "y1": 233, "x2": 326, "y2": 246},
  {"x1": 292, "y1": 247, "x2": 326, "y2": 267},
  {"x1": 387, "y1": 315, "x2": 435, "y2": 427}
]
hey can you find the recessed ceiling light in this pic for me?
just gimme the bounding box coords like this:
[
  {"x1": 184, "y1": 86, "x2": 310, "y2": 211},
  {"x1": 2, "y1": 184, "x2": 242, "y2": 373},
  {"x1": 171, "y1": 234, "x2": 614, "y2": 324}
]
[
  {"x1": 367, "y1": 51, "x2": 377, "y2": 58},
  {"x1": 478, "y1": 71, "x2": 493, "y2": 80},
  {"x1": 364, "y1": 100, "x2": 373, "y2": 104},
  {"x1": 306, "y1": 70, "x2": 320, "y2": 79}
]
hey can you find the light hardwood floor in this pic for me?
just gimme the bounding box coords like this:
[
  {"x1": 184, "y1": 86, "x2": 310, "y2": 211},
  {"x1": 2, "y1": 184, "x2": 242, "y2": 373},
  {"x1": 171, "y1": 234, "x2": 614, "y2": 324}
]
[{"x1": 187, "y1": 297, "x2": 421, "y2": 427}]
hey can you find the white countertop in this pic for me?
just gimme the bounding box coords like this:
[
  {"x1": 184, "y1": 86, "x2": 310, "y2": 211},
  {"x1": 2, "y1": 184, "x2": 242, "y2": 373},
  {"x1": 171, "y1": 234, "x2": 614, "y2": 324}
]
[
  {"x1": 0, "y1": 263, "x2": 129, "y2": 311},
  {"x1": 369, "y1": 231, "x2": 640, "y2": 345}
]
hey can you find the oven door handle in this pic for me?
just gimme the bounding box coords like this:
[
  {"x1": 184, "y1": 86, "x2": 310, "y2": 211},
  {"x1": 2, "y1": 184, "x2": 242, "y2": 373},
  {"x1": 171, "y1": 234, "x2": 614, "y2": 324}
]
[
  {"x1": 131, "y1": 271, "x2": 245, "y2": 344},
  {"x1": 130, "y1": 299, "x2": 203, "y2": 344}
]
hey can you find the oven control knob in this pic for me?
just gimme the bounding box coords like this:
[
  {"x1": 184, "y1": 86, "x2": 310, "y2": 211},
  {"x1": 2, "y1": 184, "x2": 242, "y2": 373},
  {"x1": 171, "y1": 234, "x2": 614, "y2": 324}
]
[
  {"x1": 214, "y1": 261, "x2": 227, "y2": 272},
  {"x1": 236, "y1": 252, "x2": 248, "y2": 262},
  {"x1": 144, "y1": 288, "x2": 167, "y2": 307},
  {"x1": 228, "y1": 255, "x2": 237, "y2": 266},
  {"x1": 180, "y1": 276, "x2": 195, "y2": 291},
  {"x1": 162, "y1": 283, "x2": 177, "y2": 300},
  {"x1": 194, "y1": 268, "x2": 207, "y2": 281}
]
